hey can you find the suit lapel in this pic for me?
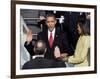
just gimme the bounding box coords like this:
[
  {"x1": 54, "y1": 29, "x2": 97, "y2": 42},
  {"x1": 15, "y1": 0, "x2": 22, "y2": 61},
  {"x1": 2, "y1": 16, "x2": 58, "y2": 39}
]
[
  {"x1": 52, "y1": 29, "x2": 59, "y2": 48},
  {"x1": 45, "y1": 30, "x2": 50, "y2": 48}
]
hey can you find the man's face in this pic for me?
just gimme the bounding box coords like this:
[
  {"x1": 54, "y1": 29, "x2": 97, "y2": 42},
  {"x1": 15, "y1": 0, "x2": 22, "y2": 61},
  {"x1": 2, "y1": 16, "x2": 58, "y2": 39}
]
[{"x1": 46, "y1": 16, "x2": 57, "y2": 32}]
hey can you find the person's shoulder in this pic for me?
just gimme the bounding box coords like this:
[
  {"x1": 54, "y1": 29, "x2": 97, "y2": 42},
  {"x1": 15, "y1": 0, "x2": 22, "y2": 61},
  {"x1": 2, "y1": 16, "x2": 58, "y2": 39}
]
[
  {"x1": 54, "y1": 60, "x2": 66, "y2": 67},
  {"x1": 22, "y1": 60, "x2": 30, "y2": 69},
  {"x1": 58, "y1": 31, "x2": 67, "y2": 37},
  {"x1": 43, "y1": 58, "x2": 54, "y2": 62},
  {"x1": 43, "y1": 58, "x2": 58, "y2": 64},
  {"x1": 81, "y1": 35, "x2": 90, "y2": 44},
  {"x1": 82, "y1": 35, "x2": 90, "y2": 39},
  {"x1": 56, "y1": 29, "x2": 65, "y2": 35}
]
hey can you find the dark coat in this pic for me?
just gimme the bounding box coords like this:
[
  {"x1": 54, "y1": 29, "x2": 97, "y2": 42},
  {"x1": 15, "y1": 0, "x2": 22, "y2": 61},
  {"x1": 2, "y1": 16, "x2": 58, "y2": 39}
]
[{"x1": 22, "y1": 57, "x2": 66, "y2": 69}]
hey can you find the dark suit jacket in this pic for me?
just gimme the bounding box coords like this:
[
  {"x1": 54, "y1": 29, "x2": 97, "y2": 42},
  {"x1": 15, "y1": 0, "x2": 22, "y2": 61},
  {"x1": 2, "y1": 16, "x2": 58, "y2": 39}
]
[
  {"x1": 22, "y1": 57, "x2": 66, "y2": 69},
  {"x1": 24, "y1": 28, "x2": 72, "y2": 59}
]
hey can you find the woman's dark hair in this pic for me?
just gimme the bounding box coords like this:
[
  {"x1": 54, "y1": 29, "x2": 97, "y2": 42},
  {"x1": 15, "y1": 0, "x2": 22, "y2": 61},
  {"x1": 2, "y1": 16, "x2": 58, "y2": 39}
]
[{"x1": 78, "y1": 19, "x2": 90, "y2": 35}]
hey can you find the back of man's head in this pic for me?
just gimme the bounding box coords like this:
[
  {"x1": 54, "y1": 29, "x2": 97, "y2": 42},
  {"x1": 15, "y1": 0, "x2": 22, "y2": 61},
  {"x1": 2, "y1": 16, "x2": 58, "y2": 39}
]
[{"x1": 34, "y1": 40, "x2": 46, "y2": 55}]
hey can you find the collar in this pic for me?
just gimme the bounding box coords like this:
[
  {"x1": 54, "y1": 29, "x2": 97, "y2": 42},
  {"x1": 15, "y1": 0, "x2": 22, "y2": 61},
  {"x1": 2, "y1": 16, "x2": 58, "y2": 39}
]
[
  {"x1": 48, "y1": 28, "x2": 55, "y2": 39},
  {"x1": 32, "y1": 55, "x2": 44, "y2": 59},
  {"x1": 48, "y1": 28, "x2": 55, "y2": 34}
]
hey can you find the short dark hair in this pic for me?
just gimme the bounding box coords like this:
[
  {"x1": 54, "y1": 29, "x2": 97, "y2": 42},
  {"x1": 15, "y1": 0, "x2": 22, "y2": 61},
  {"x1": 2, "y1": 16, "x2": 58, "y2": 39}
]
[
  {"x1": 34, "y1": 40, "x2": 46, "y2": 55},
  {"x1": 78, "y1": 19, "x2": 90, "y2": 35},
  {"x1": 46, "y1": 13, "x2": 56, "y2": 20}
]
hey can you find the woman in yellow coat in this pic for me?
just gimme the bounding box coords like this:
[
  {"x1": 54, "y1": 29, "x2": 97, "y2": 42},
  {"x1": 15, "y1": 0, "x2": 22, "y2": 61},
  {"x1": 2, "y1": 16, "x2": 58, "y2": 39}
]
[{"x1": 63, "y1": 19, "x2": 90, "y2": 67}]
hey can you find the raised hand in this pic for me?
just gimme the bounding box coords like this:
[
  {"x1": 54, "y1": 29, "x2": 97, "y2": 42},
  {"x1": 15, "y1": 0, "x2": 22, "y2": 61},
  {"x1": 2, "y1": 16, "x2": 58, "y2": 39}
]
[
  {"x1": 54, "y1": 46, "x2": 69, "y2": 60},
  {"x1": 26, "y1": 30, "x2": 32, "y2": 44},
  {"x1": 54, "y1": 46, "x2": 61, "y2": 58}
]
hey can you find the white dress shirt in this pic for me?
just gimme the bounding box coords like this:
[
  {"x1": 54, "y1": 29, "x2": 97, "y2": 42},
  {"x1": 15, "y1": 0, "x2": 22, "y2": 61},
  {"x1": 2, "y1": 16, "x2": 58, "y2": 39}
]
[
  {"x1": 48, "y1": 28, "x2": 55, "y2": 40},
  {"x1": 32, "y1": 55, "x2": 44, "y2": 59}
]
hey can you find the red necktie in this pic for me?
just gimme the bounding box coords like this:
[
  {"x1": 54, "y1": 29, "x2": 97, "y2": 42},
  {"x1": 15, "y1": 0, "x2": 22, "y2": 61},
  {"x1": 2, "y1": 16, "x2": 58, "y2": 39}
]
[{"x1": 49, "y1": 32, "x2": 53, "y2": 48}]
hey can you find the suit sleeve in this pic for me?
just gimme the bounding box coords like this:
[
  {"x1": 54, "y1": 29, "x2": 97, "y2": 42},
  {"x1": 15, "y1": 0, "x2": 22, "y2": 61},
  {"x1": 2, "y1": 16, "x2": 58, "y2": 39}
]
[
  {"x1": 53, "y1": 60, "x2": 66, "y2": 68},
  {"x1": 60, "y1": 33, "x2": 73, "y2": 55},
  {"x1": 24, "y1": 41, "x2": 34, "y2": 56}
]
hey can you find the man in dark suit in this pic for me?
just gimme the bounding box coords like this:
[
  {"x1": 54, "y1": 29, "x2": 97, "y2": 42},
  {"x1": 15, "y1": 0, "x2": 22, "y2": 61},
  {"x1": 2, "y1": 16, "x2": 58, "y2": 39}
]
[
  {"x1": 22, "y1": 40, "x2": 66, "y2": 69},
  {"x1": 24, "y1": 14, "x2": 72, "y2": 59}
]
